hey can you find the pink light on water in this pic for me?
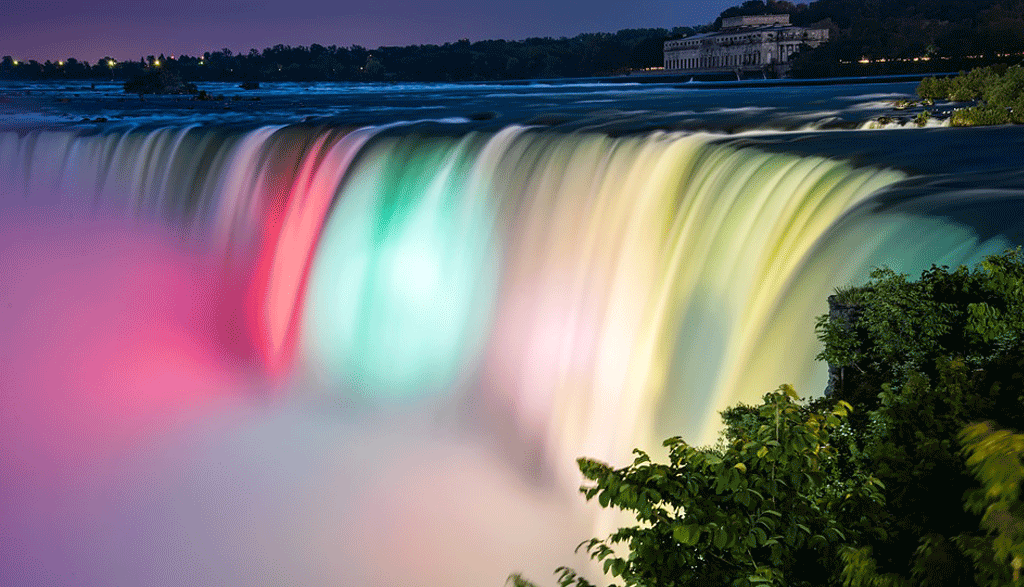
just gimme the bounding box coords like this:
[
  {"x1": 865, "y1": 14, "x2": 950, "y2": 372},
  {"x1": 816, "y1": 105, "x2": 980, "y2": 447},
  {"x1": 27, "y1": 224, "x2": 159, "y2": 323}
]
[
  {"x1": 0, "y1": 213, "x2": 253, "y2": 467},
  {"x1": 245, "y1": 128, "x2": 374, "y2": 377}
]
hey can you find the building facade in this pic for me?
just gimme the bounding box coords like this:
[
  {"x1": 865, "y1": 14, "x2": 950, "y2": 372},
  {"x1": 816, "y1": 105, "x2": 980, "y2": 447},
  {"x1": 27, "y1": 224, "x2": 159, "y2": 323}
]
[{"x1": 664, "y1": 15, "x2": 829, "y2": 76}]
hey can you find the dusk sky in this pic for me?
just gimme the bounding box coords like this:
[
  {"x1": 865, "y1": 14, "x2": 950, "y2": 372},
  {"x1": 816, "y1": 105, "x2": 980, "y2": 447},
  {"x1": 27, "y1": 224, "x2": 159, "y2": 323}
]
[{"x1": 3, "y1": 0, "x2": 740, "y2": 62}]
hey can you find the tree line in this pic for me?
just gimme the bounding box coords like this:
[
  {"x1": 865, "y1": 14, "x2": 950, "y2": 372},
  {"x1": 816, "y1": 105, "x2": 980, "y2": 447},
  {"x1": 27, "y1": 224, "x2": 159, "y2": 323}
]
[
  {"x1": 0, "y1": 29, "x2": 697, "y2": 83},
  {"x1": 1, "y1": 0, "x2": 1021, "y2": 82}
]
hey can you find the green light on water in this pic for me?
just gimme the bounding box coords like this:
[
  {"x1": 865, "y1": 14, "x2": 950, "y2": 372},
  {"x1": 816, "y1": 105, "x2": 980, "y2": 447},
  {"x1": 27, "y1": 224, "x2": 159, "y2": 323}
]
[{"x1": 300, "y1": 134, "x2": 499, "y2": 401}]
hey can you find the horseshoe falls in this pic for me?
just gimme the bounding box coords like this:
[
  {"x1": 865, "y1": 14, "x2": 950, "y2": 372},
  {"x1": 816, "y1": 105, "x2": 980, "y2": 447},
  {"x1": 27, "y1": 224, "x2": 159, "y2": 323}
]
[{"x1": 1, "y1": 119, "x2": 1021, "y2": 586}]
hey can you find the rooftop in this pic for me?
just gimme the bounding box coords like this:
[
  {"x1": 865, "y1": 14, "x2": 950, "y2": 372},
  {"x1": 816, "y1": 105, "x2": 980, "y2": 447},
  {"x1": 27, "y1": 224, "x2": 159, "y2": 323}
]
[{"x1": 721, "y1": 14, "x2": 791, "y2": 29}]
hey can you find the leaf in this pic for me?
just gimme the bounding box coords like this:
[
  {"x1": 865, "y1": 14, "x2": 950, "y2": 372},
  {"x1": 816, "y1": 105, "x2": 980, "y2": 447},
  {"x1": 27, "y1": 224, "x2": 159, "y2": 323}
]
[
  {"x1": 672, "y1": 524, "x2": 690, "y2": 544},
  {"x1": 673, "y1": 524, "x2": 701, "y2": 546},
  {"x1": 753, "y1": 527, "x2": 768, "y2": 543},
  {"x1": 735, "y1": 462, "x2": 747, "y2": 474},
  {"x1": 714, "y1": 528, "x2": 728, "y2": 549},
  {"x1": 781, "y1": 384, "x2": 800, "y2": 400},
  {"x1": 632, "y1": 449, "x2": 650, "y2": 465}
]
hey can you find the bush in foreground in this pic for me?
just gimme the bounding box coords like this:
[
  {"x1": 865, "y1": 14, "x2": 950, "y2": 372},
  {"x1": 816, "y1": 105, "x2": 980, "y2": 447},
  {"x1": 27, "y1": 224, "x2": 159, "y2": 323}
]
[{"x1": 556, "y1": 387, "x2": 877, "y2": 587}]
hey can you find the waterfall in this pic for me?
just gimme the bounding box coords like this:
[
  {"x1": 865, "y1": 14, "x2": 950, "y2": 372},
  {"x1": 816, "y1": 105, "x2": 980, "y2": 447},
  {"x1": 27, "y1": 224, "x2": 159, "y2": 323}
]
[
  {"x1": 2, "y1": 123, "x2": 1014, "y2": 462},
  {"x1": 0, "y1": 123, "x2": 1015, "y2": 586}
]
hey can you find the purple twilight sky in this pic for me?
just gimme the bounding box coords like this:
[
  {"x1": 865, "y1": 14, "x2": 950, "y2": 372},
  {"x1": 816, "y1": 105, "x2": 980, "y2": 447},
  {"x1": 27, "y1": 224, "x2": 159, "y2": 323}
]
[{"x1": 2, "y1": 0, "x2": 739, "y2": 62}]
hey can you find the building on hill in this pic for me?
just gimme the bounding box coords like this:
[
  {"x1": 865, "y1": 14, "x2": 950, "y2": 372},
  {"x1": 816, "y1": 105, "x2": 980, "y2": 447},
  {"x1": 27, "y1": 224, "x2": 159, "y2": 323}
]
[{"x1": 663, "y1": 15, "x2": 829, "y2": 77}]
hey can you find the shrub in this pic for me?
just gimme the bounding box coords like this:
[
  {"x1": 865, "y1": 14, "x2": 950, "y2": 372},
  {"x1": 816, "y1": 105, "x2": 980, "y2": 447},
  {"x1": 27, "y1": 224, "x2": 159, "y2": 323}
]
[
  {"x1": 541, "y1": 387, "x2": 883, "y2": 587},
  {"x1": 918, "y1": 66, "x2": 1024, "y2": 125},
  {"x1": 916, "y1": 75, "x2": 950, "y2": 100},
  {"x1": 520, "y1": 251, "x2": 1024, "y2": 587},
  {"x1": 951, "y1": 105, "x2": 1013, "y2": 126}
]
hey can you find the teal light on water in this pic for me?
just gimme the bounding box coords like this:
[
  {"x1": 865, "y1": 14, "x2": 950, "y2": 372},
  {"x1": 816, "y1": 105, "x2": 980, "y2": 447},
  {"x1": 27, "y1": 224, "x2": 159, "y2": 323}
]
[{"x1": 300, "y1": 133, "x2": 502, "y2": 401}]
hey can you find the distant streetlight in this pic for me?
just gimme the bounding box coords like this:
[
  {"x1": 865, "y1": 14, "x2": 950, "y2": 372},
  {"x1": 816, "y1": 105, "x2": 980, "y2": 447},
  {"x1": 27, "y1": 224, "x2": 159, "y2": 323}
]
[
  {"x1": 153, "y1": 59, "x2": 161, "y2": 67},
  {"x1": 107, "y1": 59, "x2": 116, "y2": 79}
]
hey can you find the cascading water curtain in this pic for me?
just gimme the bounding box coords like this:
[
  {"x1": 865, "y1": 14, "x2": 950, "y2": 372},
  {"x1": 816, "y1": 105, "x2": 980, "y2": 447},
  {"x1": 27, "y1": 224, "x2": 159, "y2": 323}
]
[
  {"x1": 0, "y1": 124, "x2": 910, "y2": 462},
  {"x1": 4, "y1": 123, "x2": 1014, "y2": 475},
  {"x1": 4, "y1": 123, "x2": 1021, "y2": 586}
]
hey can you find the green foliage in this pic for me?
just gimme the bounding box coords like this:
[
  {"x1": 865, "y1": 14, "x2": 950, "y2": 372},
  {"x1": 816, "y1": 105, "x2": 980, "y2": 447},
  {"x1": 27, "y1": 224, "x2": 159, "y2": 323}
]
[
  {"x1": 982, "y1": 65, "x2": 1024, "y2": 110},
  {"x1": 816, "y1": 249, "x2": 1024, "y2": 585},
  {"x1": 507, "y1": 573, "x2": 554, "y2": 587},
  {"x1": 832, "y1": 285, "x2": 873, "y2": 306},
  {"x1": 817, "y1": 248, "x2": 1024, "y2": 405},
  {"x1": 527, "y1": 249, "x2": 1024, "y2": 587},
  {"x1": 960, "y1": 421, "x2": 1024, "y2": 585},
  {"x1": 916, "y1": 75, "x2": 949, "y2": 100},
  {"x1": 555, "y1": 385, "x2": 883, "y2": 587},
  {"x1": 950, "y1": 105, "x2": 1015, "y2": 126},
  {"x1": 2, "y1": 28, "x2": 703, "y2": 83},
  {"x1": 918, "y1": 66, "x2": 1024, "y2": 125},
  {"x1": 840, "y1": 546, "x2": 911, "y2": 587}
]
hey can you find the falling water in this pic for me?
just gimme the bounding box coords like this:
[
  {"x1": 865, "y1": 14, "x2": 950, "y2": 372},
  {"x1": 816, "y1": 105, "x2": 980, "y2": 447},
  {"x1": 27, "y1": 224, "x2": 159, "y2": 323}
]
[{"x1": 0, "y1": 123, "x2": 1016, "y2": 585}]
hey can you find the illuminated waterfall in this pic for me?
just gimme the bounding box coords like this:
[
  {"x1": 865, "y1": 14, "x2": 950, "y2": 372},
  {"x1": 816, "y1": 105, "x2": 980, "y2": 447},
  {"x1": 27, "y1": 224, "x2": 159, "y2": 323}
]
[
  {"x1": 3, "y1": 122, "x2": 1020, "y2": 585},
  {"x1": 2, "y1": 124, "x2": 1015, "y2": 472}
]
